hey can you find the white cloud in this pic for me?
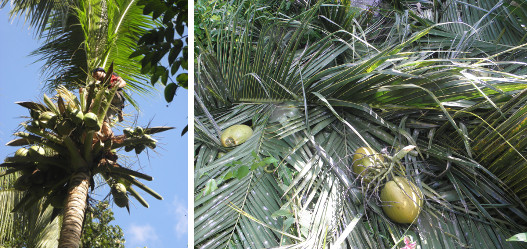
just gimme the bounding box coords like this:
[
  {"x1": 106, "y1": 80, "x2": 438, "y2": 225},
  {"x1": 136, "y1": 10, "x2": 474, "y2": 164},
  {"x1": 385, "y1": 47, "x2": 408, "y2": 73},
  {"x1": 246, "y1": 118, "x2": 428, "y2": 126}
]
[
  {"x1": 171, "y1": 196, "x2": 188, "y2": 238},
  {"x1": 128, "y1": 223, "x2": 159, "y2": 246}
]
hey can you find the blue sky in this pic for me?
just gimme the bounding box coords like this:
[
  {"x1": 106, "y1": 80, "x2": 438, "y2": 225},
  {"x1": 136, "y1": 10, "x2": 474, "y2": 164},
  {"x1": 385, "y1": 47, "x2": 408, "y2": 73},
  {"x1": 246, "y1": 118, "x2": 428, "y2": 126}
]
[{"x1": 0, "y1": 8, "x2": 188, "y2": 248}]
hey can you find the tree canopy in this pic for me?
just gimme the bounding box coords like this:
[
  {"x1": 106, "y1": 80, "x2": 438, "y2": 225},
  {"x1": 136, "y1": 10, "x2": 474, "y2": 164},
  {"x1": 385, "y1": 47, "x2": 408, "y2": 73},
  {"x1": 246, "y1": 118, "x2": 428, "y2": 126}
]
[{"x1": 132, "y1": 0, "x2": 189, "y2": 103}]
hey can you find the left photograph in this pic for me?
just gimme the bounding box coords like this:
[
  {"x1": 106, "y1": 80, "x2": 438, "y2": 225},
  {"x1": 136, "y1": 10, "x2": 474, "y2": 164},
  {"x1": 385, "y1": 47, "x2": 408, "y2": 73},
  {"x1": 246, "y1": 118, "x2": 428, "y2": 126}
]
[{"x1": 0, "y1": 0, "x2": 188, "y2": 247}]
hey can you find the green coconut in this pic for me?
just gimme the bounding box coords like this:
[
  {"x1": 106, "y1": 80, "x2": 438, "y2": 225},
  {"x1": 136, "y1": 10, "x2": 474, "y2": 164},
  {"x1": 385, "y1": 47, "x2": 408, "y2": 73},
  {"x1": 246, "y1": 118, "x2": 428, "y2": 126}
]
[
  {"x1": 15, "y1": 148, "x2": 29, "y2": 157},
  {"x1": 31, "y1": 120, "x2": 42, "y2": 129},
  {"x1": 112, "y1": 183, "x2": 128, "y2": 208},
  {"x1": 83, "y1": 112, "x2": 100, "y2": 130},
  {"x1": 14, "y1": 174, "x2": 31, "y2": 191},
  {"x1": 71, "y1": 108, "x2": 84, "y2": 124},
  {"x1": 352, "y1": 147, "x2": 385, "y2": 183},
  {"x1": 39, "y1": 111, "x2": 57, "y2": 129},
  {"x1": 29, "y1": 185, "x2": 46, "y2": 197},
  {"x1": 29, "y1": 170, "x2": 46, "y2": 185},
  {"x1": 56, "y1": 120, "x2": 76, "y2": 136},
  {"x1": 135, "y1": 144, "x2": 146, "y2": 154},
  {"x1": 123, "y1": 128, "x2": 134, "y2": 137},
  {"x1": 50, "y1": 191, "x2": 67, "y2": 208},
  {"x1": 30, "y1": 109, "x2": 41, "y2": 120},
  {"x1": 221, "y1": 125, "x2": 253, "y2": 147},
  {"x1": 113, "y1": 182, "x2": 127, "y2": 194},
  {"x1": 124, "y1": 145, "x2": 134, "y2": 152},
  {"x1": 104, "y1": 139, "x2": 113, "y2": 150},
  {"x1": 144, "y1": 135, "x2": 157, "y2": 149},
  {"x1": 147, "y1": 141, "x2": 156, "y2": 149},
  {"x1": 134, "y1": 126, "x2": 144, "y2": 136},
  {"x1": 113, "y1": 193, "x2": 128, "y2": 208},
  {"x1": 28, "y1": 145, "x2": 46, "y2": 159}
]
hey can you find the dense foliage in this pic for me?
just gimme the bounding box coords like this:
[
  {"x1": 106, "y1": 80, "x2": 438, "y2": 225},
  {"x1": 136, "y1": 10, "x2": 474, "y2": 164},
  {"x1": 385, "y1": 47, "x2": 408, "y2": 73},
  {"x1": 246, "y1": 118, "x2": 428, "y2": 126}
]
[
  {"x1": 195, "y1": 0, "x2": 527, "y2": 248},
  {"x1": 133, "y1": 0, "x2": 189, "y2": 103},
  {"x1": 81, "y1": 201, "x2": 125, "y2": 248}
]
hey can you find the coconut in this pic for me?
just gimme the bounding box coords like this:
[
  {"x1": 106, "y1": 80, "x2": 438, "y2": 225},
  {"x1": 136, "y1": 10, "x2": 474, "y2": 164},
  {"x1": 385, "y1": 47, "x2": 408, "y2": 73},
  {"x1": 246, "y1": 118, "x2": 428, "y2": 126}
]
[
  {"x1": 56, "y1": 120, "x2": 75, "y2": 136},
  {"x1": 147, "y1": 141, "x2": 156, "y2": 149},
  {"x1": 113, "y1": 193, "x2": 128, "y2": 208},
  {"x1": 71, "y1": 108, "x2": 84, "y2": 124},
  {"x1": 15, "y1": 148, "x2": 29, "y2": 157},
  {"x1": 134, "y1": 126, "x2": 144, "y2": 136},
  {"x1": 14, "y1": 174, "x2": 31, "y2": 191},
  {"x1": 123, "y1": 128, "x2": 134, "y2": 137},
  {"x1": 104, "y1": 139, "x2": 113, "y2": 150},
  {"x1": 124, "y1": 145, "x2": 134, "y2": 152},
  {"x1": 83, "y1": 112, "x2": 100, "y2": 130},
  {"x1": 352, "y1": 147, "x2": 385, "y2": 183},
  {"x1": 30, "y1": 109, "x2": 41, "y2": 120},
  {"x1": 221, "y1": 124, "x2": 253, "y2": 147},
  {"x1": 36, "y1": 163, "x2": 50, "y2": 171},
  {"x1": 112, "y1": 183, "x2": 128, "y2": 208},
  {"x1": 39, "y1": 111, "x2": 57, "y2": 129},
  {"x1": 28, "y1": 145, "x2": 46, "y2": 159},
  {"x1": 380, "y1": 176, "x2": 423, "y2": 224},
  {"x1": 144, "y1": 135, "x2": 157, "y2": 149},
  {"x1": 29, "y1": 185, "x2": 46, "y2": 197},
  {"x1": 31, "y1": 120, "x2": 42, "y2": 129},
  {"x1": 135, "y1": 144, "x2": 146, "y2": 154},
  {"x1": 112, "y1": 182, "x2": 127, "y2": 195},
  {"x1": 29, "y1": 170, "x2": 46, "y2": 185}
]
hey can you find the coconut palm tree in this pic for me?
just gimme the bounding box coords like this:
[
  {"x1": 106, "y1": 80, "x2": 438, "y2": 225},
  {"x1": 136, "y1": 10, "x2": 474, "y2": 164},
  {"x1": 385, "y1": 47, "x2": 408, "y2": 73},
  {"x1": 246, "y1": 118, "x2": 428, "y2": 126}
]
[
  {"x1": 2, "y1": 82, "x2": 171, "y2": 247},
  {"x1": 195, "y1": 1, "x2": 527, "y2": 248},
  {"x1": 0, "y1": 0, "x2": 172, "y2": 247}
]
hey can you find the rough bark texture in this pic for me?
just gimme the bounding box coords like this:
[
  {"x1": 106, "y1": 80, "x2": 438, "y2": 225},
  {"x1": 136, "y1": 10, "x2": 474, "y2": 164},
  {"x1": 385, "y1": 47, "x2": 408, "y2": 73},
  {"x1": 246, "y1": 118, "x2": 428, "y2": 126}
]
[{"x1": 58, "y1": 171, "x2": 90, "y2": 248}]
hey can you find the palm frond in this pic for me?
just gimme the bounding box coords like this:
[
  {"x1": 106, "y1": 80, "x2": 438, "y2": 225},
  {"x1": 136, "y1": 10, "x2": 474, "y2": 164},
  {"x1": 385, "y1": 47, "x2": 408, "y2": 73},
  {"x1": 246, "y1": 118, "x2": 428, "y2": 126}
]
[
  {"x1": 0, "y1": 0, "x2": 71, "y2": 34},
  {"x1": 26, "y1": 0, "x2": 155, "y2": 108},
  {"x1": 0, "y1": 170, "x2": 60, "y2": 247}
]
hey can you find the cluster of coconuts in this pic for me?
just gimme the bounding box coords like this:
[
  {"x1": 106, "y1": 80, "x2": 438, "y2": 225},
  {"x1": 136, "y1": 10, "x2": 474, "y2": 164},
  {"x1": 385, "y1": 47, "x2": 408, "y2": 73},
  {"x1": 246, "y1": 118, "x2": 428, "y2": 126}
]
[
  {"x1": 352, "y1": 147, "x2": 424, "y2": 224},
  {"x1": 13, "y1": 149, "x2": 65, "y2": 192},
  {"x1": 3, "y1": 93, "x2": 105, "y2": 211},
  {"x1": 7, "y1": 145, "x2": 69, "y2": 209},
  {"x1": 29, "y1": 97, "x2": 100, "y2": 137},
  {"x1": 123, "y1": 126, "x2": 157, "y2": 154},
  {"x1": 1, "y1": 81, "x2": 174, "y2": 216}
]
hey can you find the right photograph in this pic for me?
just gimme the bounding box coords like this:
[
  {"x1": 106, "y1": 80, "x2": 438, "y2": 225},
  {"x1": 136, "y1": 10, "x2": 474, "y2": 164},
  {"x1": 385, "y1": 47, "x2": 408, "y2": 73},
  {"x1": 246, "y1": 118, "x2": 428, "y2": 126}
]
[{"x1": 194, "y1": 1, "x2": 527, "y2": 248}]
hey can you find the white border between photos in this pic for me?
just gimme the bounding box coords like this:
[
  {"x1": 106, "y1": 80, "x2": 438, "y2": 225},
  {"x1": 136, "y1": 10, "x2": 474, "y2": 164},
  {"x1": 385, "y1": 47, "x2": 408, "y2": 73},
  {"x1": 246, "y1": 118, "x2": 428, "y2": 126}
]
[{"x1": 187, "y1": 0, "x2": 195, "y2": 247}]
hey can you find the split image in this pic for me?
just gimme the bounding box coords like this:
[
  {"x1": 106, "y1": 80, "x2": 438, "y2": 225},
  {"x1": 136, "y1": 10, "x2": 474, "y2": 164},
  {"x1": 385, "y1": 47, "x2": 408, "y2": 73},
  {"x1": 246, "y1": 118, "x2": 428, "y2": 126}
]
[
  {"x1": 0, "y1": 0, "x2": 188, "y2": 247},
  {"x1": 3, "y1": 0, "x2": 527, "y2": 248}
]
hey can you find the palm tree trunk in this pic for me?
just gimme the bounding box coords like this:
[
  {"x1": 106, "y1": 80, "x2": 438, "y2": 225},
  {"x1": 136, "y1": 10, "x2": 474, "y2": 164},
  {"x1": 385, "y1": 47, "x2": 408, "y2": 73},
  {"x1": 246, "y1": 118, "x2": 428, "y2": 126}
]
[{"x1": 58, "y1": 171, "x2": 90, "y2": 248}]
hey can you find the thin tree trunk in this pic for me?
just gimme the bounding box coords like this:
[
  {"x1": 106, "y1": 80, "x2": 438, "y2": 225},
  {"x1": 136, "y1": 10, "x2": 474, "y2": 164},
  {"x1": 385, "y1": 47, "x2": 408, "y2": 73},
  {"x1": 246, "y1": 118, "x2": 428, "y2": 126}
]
[{"x1": 58, "y1": 171, "x2": 90, "y2": 248}]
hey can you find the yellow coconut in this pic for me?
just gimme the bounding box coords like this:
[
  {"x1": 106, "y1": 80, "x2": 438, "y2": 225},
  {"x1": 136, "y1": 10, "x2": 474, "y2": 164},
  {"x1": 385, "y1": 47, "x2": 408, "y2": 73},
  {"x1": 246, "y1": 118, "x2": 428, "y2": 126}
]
[
  {"x1": 221, "y1": 125, "x2": 253, "y2": 147},
  {"x1": 352, "y1": 147, "x2": 385, "y2": 183},
  {"x1": 380, "y1": 176, "x2": 423, "y2": 224}
]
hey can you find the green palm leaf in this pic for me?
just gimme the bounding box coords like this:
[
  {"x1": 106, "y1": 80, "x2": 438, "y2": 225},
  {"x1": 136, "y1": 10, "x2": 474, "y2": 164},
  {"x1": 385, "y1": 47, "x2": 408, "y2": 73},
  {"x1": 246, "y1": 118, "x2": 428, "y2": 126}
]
[{"x1": 7, "y1": 0, "x2": 156, "y2": 108}]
